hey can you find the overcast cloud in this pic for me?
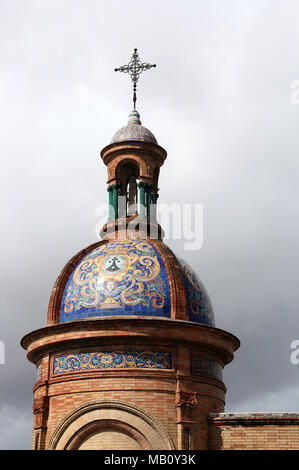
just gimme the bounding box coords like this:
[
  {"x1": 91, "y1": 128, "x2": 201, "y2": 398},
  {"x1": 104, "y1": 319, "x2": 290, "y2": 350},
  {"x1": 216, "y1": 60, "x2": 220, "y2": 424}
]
[{"x1": 1, "y1": 0, "x2": 299, "y2": 449}]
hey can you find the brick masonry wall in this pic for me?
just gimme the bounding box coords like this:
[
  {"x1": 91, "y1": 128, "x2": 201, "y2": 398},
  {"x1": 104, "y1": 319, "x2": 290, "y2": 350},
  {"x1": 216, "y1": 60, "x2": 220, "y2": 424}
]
[
  {"x1": 23, "y1": 315, "x2": 238, "y2": 450},
  {"x1": 208, "y1": 413, "x2": 299, "y2": 450},
  {"x1": 42, "y1": 372, "x2": 226, "y2": 449},
  {"x1": 45, "y1": 386, "x2": 177, "y2": 449},
  {"x1": 79, "y1": 430, "x2": 141, "y2": 450}
]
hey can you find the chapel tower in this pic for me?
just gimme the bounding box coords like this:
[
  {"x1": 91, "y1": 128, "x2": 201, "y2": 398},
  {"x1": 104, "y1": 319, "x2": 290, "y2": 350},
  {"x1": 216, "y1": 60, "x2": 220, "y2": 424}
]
[{"x1": 21, "y1": 50, "x2": 239, "y2": 450}]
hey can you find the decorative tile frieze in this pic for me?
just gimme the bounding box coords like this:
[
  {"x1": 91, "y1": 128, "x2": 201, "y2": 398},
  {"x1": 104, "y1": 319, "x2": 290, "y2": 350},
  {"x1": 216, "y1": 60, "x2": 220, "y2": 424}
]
[
  {"x1": 191, "y1": 354, "x2": 223, "y2": 380},
  {"x1": 53, "y1": 350, "x2": 172, "y2": 375}
]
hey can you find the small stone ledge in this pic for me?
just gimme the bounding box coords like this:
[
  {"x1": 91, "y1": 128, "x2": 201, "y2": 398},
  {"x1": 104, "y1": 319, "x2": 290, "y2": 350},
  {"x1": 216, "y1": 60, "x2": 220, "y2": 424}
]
[{"x1": 208, "y1": 412, "x2": 299, "y2": 426}]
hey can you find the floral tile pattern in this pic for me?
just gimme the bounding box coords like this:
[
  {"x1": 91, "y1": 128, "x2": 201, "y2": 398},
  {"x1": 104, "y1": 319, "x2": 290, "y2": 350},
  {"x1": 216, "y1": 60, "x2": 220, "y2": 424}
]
[
  {"x1": 177, "y1": 257, "x2": 215, "y2": 326},
  {"x1": 60, "y1": 240, "x2": 171, "y2": 322},
  {"x1": 192, "y1": 354, "x2": 223, "y2": 380},
  {"x1": 53, "y1": 350, "x2": 172, "y2": 375}
]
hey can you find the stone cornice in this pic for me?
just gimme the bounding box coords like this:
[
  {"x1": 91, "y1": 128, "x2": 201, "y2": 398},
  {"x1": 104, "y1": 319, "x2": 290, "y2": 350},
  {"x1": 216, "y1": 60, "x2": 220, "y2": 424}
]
[
  {"x1": 101, "y1": 141, "x2": 167, "y2": 167},
  {"x1": 21, "y1": 317, "x2": 240, "y2": 365},
  {"x1": 209, "y1": 412, "x2": 299, "y2": 426}
]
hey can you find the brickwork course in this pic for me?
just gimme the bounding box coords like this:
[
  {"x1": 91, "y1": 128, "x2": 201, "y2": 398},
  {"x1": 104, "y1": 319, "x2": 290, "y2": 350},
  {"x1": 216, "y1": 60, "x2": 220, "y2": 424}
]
[{"x1": 21, "y1": 108, "x2": 299, "y2": 450}]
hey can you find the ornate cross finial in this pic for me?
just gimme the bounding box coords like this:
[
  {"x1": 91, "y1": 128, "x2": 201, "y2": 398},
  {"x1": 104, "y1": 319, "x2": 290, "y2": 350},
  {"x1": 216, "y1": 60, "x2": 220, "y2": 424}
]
[{"x1": 115, "y1": 48, "x2": 156, "y2": 109}]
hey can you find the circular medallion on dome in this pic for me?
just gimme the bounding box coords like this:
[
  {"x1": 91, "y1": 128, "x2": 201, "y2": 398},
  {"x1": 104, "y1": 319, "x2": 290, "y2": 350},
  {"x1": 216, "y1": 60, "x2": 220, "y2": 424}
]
[
  {"x1": 60, "y1": 240, "x2": 171, "y2": 323},
  {"x1": 100, "y1": 255, "x2": 128, "y2": 275}
]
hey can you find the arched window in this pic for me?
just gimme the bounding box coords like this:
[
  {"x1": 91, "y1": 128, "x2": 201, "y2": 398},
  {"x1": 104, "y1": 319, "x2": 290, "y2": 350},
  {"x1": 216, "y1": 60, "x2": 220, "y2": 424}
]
[{"x1": 117, "y1": 161, "x2": 140, "y2": 217}]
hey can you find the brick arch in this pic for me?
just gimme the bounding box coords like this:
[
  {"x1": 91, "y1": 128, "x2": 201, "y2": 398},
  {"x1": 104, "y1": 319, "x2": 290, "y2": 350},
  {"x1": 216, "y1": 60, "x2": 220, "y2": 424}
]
[
  {"x1": 115, "y1": 157, "x2": 140, "y2": 181},
  {"x1": 48, "y1": 399, "x2": 175, "y2": 450},
  {"x1": 109, "y1": 155, "x2": 149, "y2": 183},
  {"x1": 66, "y1": 419, "x2": 150, "y2": 450}
]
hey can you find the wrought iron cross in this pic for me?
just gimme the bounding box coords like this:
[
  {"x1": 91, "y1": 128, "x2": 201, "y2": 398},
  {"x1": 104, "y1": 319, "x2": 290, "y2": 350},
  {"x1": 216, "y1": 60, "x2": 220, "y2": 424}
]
[{"x1": 115, "y1": 48, "x2": 156, "y2": 109}]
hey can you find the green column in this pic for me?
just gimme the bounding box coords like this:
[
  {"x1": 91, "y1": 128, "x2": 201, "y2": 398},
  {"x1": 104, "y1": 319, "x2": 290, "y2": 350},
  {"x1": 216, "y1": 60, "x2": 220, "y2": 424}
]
[
  {"x1": 107, "y1": 185, "x2": 114, "y2": 220},
  {"x1": 138, "y1": 182, "x2": 146, "y2": 218},
  {"x1": 112, "y1": 184, "x2": 119, "y2": 220},
  {"x1": 107, "y1": 184, "x2": 119, "y2": 220}
]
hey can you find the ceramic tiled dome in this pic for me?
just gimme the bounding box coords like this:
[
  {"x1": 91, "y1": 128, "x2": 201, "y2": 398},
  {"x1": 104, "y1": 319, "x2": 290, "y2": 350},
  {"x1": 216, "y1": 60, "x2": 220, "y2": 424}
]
[
  {"x1": 111, "y1": 110, "x2": 157, "y2": 145},
  {"x1": 177, "y1": 257, "x2": 215, "y2": 327},
  {"x1": 59, "y1": 239, "x2": 215, "y2": 327}
]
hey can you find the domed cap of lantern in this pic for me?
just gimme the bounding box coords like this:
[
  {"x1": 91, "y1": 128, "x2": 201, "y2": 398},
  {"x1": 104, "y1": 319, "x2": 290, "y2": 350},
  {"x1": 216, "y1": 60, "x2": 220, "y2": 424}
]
[{"x1": 111, "y1": 110, "x2": 157, "y2": 144}]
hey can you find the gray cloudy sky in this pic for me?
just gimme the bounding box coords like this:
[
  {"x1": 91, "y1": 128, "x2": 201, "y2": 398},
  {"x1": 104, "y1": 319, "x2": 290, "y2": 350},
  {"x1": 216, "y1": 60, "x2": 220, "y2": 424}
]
[{"x1": 1, "y1": 0, "x2": 299, "y2": 449}]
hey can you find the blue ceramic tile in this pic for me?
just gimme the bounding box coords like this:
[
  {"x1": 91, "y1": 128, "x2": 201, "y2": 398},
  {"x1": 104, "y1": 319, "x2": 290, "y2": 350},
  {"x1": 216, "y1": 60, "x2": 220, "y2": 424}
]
[
  {"x1": 177, "y1": 257, "x2": 215, "y2": 327},
  {"x1": 60, "y1": 240, "x2": 171, "y2": 323},
  {"x1": 192, "y1": 354, "x2": 223, "y2": 380},
  {"x1": 53, "y1": 350, "x2": 172, "y2": 374}
]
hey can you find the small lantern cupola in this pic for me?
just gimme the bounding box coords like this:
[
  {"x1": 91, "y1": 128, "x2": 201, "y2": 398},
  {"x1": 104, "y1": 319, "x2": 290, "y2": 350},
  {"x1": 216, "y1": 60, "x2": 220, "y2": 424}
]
[{"x1": 100, "y1": 108, "x2": 166, "y2": 239}]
